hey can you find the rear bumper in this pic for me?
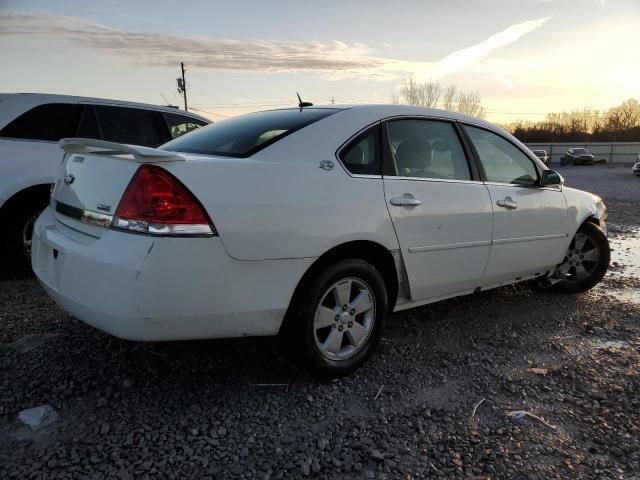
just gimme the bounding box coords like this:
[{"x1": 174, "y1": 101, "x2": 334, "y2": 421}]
[{"x1": 32, "y1": 207, "x2": 313, "y2": 341}]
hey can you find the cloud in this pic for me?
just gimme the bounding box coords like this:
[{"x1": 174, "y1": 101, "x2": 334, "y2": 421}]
[{"x1": 0, "y1": 12, "x2": 549, "y2": 81}]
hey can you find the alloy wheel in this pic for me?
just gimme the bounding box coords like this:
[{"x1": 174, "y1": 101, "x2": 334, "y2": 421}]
[
  {"x1": 557, "y1": 232, "x2": 600, "y2": 283},
  {"x1": 21, "y1": 212, "x2": 40, "y2": 259},
  {"x1": 313, "y1": 277, "x2": 376, "y2": 361}
]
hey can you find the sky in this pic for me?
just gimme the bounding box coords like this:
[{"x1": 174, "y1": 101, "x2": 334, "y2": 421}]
[{"x1": 0, "y1": 0, "x2": 639, "y2": 123}]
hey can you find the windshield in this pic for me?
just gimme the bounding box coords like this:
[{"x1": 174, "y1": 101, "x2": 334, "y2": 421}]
[
  {"x1": 161, "y1": 108, "x2": 340, "y2": 157},
  {"x1": 573, "y1": 148, "x2": 589, "y2": 154}
]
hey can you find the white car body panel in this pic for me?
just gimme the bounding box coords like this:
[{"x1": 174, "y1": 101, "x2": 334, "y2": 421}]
[
  {"x1": 31, "y1": 105, "x2": 607, "y2": 342},
  {"x1": 383, "y1": 177, "x2": 493, "y2": 299},
  {"x1": 33, "y1": 208, "x2": 313, "y2": 340},
  {"x1": 161, "y1": 159, "x2": 399, "y2": 260},
  {"x1": 0, "y1": 138, "x2": 63, "y2": 201},
  {"x1": 481, "y1": 183, "x2": 569, "y2": 283}
]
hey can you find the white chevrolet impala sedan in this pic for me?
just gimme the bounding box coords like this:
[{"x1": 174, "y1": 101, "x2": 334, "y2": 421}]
[{"x1": 32, "y1": 105, "x2": 610, "y2": 376}]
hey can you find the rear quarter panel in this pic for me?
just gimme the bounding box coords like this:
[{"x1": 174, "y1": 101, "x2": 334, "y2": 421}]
[
  {"x1": 0, "y1": 139, "x2": 61, "y2": 208},
  {"x1": 161, "y1": 110, "x2": 400, "y2": 261},
  {"x1": 162, "y1": 156, "x2": 399, "y2": 261}
]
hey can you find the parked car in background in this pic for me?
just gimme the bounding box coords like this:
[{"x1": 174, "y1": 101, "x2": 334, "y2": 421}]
[
  {"x1": 0, "y1": 93, "x2": 209, "y2": 274},
  {"x1": 531, "y1": 149, "x2": 550, "y2": 165},
  {"x1": 32, "y1": 105, "x2": 610, "y2": 376},
  {"x1": 561, "y1": 147, "x2": 595, "y2": 166},
  {"x1": 632, "y1": 154, "x2": 640, "y2": 176}
]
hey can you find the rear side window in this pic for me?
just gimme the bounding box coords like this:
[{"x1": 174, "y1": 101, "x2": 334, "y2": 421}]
[
  {"x1": 163, "y1": 112, "x2": 208, "y2": 139},
  {"x1": 161, "y1": 108, "x2": 340, "y2": 157},
  {"x1": 0, "y1": 103, "x2": 82, "y2": 141},
  {"x1": 94, "y1": 105, "x2": 165, "y2": 147},
  {"x1": 339, "y1": 126, "x2": 380, "y2": 175}
]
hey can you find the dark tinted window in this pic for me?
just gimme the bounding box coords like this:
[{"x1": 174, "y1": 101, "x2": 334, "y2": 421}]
[
  {"x1": 76, "y1": 106, "x2": 100, "y2": 139},
  {"x1": 163, "y1": 112, "x2": 208, "y2": 139},
  {"x1": 161, "y1": 108, "x2": 340, "y2": 157},
  {"x1": 94, "y1": 105, "x2": 164, "y2": 147},
  {"x1": 340, "y1": 127, "x2": 380, "y2": 175},
  {"x1": 0, "y1": 103, "x2": 82, "y2": 141},
  {"x1": 386, "y1": 119, "x2": 471, "y2": 180},
  {"x1": 465, "y1": 126, "x2": 538, "y2": 186}
]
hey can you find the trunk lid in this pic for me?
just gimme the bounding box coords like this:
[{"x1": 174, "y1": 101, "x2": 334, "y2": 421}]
[{"x1": 52, "y1": 138, "x2": 186, "y2": 236}]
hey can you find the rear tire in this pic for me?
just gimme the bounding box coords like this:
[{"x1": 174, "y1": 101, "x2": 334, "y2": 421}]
[
  {"x1": 283, "y1": 259, "x2": 388, "y2": 377},
  {"x1": 1, "y1": 201, "x2": 45, "y2": 276},
  {"x1": 548, "y1": 222, "x2": 609, "y2": 293}
]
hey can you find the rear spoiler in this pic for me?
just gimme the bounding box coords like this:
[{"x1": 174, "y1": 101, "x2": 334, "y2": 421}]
[{"x1": 59, "y1": 138, "x2": 186, "y2": 163}]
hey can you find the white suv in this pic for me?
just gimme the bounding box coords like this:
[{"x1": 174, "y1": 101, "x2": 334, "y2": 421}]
[{"x1": 0, "y1": 93, "x2": 209, "y2": 274}]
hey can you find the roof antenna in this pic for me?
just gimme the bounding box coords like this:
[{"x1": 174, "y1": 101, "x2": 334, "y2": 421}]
[{"x1": 297, "y1": 92, "x2": 313, "y2": 110}]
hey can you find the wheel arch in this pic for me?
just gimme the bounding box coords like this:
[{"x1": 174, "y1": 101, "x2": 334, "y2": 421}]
[
  {"x1": 0, "y1": 184, "x2": 51, "y2": 221},
  {"x1": 583, "y1": 215, "x2": 601, "y2": 227},
  {"x1": 279, "y1": 240, "x2": 400, "y2": 334}
]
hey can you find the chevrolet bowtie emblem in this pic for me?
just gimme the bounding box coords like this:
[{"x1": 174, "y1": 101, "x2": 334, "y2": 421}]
[{"x1": 319, "y1": 160, "x2": 334, "y2": 171}]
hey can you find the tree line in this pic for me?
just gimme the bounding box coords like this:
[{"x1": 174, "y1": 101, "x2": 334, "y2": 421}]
[
  {"x1": 504, "y1": 98, "x2": 640, "y2": 143},
  {"x1": 391, "y1": 77, "x2": 487, "y2": 119},
  {"x1": 391, "y1": 78, "x2": 640, "y2": 143}
]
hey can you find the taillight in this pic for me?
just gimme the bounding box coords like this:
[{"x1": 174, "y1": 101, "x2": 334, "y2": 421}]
[{"x1": 112, "y1": 164, "x2": 215, "y2": 236}]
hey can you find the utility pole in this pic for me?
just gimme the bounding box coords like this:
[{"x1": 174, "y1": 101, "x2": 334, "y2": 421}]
[{"x1": 176, "y1": 62, "x2": 188, "y2": 111}]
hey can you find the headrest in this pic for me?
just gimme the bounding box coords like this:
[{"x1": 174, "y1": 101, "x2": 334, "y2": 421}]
[{"x1": 395, "y1": 138, "x2": 431, "y2": 169}]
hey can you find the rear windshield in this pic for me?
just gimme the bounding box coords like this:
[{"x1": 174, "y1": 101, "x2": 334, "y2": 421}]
[{"x1": 161, "y1": 108, "x2": 340, "y2": 157}]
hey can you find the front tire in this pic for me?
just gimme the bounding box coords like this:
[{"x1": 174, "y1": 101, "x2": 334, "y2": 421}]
[
  {"x1": 285, "y1": 259, "x2": 388, "y2": 377},
  {"x1": 549, "y1": 222, "x2": 610, "y2": 293}
]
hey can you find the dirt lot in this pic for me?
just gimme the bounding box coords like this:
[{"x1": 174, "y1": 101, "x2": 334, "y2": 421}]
[{"x1": 1, "y1": 165, "x2": 639, "y2": 479}]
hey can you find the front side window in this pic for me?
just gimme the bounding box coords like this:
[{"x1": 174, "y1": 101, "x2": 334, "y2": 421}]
[
  {"x1": 0, "y1": 103, "x2": 82, "y2": 141},
  {"x1": 161, "y1": 108, "x2": 339, "y2": 157},
  {"x1": 386, "y1": 119, "x2": 471, "y2": 180},
  {"x1": 465, "y1": 126, "x2": 538, "y2": 186},
  {"x1": 162, "y1": 112, "x2": 208, "y2": 139},
  {"x1": 339, "y1": 126, "x2": 380, "y2": 175},
  {"x1": 94, "y1": 105, "x2": 165, "y2": 147}
]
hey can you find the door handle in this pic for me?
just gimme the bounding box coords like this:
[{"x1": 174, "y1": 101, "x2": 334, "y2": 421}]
[
  {"x1": 496, "y1": 196, "x2": 518, "y2": 210},
  {"x1": 390, "y1": 196, "x2": 421, "y2": 207}
]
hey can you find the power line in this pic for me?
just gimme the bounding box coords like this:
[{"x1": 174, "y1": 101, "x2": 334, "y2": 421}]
[
  {"x1": 189, "y1": 107, "x2": 231, "y2": 119},
  {"x1": 193, "y1": 101, "x2": 293, "y2": 108}
]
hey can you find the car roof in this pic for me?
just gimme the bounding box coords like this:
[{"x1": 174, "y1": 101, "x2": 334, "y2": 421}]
[
  {"x1": 253, "y1": 104, "x2": 542, "y2": 167},
  {"x1": 264, "y1": 104, "x2": 502, "y2": 130},
  {"x1": 0, "y1": 92, "x2": 210, "y2": 128}
]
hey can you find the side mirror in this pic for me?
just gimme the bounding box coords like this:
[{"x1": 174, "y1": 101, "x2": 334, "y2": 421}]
[{"x1": 540, "y1": 170, "x2": 564, "y2": 187}]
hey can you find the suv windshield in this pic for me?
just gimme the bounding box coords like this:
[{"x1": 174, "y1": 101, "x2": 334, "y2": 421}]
[
  {"x1": 161, "y1": 108, "x2": 340, "y2": 157},
  {"x1": 573, "y1": 148, "x2": 589, "y2": 154}
]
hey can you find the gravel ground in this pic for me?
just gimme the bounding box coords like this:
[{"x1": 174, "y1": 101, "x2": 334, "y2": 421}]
[{"x1": 1, "y1": 165, "x2": 639, "y2": 479}]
